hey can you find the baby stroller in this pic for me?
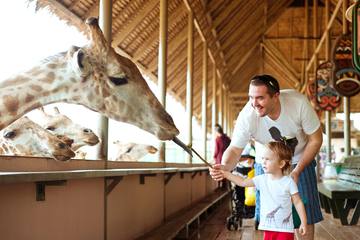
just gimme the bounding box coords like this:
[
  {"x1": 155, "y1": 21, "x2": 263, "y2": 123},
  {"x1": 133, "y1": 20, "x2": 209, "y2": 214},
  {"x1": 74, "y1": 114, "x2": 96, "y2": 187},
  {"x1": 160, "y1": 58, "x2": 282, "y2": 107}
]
[{"x1": 226, "y1": 147, "x2": 256, "y2": 231}]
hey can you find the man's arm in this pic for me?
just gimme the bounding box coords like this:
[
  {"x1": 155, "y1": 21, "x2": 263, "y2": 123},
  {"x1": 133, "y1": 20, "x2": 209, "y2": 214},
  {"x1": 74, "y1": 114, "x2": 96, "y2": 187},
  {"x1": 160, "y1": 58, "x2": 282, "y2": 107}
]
[
  {"x1": 221, "y1": 145, "x2": 244, "y2": 171},
  {"x1": 209, "y1": 145, "x2": 243, "y2": 181},
  {"x1": 291, "y1": 126, "x2": 322, "y2": 182}
]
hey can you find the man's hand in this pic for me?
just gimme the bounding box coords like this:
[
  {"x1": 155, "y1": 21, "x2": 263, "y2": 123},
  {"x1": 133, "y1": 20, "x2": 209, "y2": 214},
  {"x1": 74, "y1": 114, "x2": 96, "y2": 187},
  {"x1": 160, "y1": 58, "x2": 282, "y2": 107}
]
[
  {"x1": 290, "y1": 168, "x2": 301, "y2": 184},
  {"x1": 298, "y1": 223, "x2": 307, "y2": 236},
  {"x1": 209, "y1": 164, "x2": 225, "y2": 181}
]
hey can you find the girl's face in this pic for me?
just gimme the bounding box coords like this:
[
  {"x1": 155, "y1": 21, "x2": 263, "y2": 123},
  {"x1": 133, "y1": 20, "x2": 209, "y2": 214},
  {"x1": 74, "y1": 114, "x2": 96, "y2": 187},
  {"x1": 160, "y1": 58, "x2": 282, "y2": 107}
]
[{"x1": 262, "y1": 148, "x2": 283, "y2": 174}]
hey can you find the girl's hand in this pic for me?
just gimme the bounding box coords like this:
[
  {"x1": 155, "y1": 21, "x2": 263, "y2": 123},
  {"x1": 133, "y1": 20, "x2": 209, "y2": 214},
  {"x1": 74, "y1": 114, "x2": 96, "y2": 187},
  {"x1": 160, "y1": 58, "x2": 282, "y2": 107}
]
[{"x1": 298, "y1": 223, "x2": 307, "y2": 236}]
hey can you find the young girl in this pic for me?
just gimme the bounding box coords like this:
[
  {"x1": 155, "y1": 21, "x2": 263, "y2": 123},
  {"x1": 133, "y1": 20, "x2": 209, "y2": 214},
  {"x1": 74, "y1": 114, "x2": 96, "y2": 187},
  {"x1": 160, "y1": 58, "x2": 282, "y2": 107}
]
[{"x1": 220, "y1": 141, "x2": 307, "y2": 240}]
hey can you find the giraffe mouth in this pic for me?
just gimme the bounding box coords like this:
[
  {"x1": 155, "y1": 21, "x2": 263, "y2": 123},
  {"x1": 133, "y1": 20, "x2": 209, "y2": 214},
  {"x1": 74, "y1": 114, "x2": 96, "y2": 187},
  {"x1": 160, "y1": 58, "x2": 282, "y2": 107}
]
[{"x1": 53, "y1": 155, "x2": 72, "y2": 161}]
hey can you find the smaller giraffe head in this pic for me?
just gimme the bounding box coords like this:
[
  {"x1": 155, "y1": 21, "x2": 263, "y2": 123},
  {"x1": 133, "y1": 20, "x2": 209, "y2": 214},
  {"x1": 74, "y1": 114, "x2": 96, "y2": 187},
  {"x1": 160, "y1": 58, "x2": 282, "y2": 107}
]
[
  {"x1": 39, "y1": 107, "x2": 100, "y2": 151},
  {"x1": 113, "y1": 140, "x2": 158, "y2": 161},
  {"x1": 1, "y1": 117, "x2": 75, "y2": 161}
]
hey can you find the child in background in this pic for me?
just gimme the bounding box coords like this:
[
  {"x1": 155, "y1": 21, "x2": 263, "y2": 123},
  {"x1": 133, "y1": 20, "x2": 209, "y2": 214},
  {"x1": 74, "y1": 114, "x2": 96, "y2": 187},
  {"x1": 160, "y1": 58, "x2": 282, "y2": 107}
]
[{"x1": 219, "y1": 141, "x2": 307, "y2": 240}]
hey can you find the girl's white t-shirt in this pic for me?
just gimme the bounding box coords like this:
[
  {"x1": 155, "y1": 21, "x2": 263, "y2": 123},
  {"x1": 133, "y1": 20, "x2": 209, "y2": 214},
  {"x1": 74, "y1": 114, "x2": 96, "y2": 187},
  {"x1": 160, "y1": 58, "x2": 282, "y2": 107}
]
[
  {"x1": 252, "y1": 174, "x2": 299, "y2": 233},
  {"x1": 231, "y1": 89, "x2": 320, "y2": 164}
]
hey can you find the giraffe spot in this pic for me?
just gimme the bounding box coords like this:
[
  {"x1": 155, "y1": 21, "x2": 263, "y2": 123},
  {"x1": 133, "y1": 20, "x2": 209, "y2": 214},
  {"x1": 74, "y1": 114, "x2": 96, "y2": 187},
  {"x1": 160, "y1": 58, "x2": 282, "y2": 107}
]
[
  {"x1": 102, "y1": 87, "x2": 110, "y2": 97},
  {"x1": 3, "y1": 95, "x2": 19, "y2": 116},
  {"x1": 40, "y1": 72, "x2": 55, "y2": 83},
  {"x1": 0, "y1": 76, "x2": 31, "y2": 88},
  {"x1": 0, "y1": 124, "x2": 4, "y2": 130},
  {"x1": 95, "y1": 86, "x2": 100, "y2": 95},
  {"x1": 30, "y1": 85, "x2": 43, "y2": 92},
  {"x1": 25, "y1": 94, "x2": 35, "y2": 103},
  {"x1": 47, "y1": 63, "x2": 57, "y2": 69},
  {"x1": 30, "y1": 67, "x2": 43, "y2": 76}
]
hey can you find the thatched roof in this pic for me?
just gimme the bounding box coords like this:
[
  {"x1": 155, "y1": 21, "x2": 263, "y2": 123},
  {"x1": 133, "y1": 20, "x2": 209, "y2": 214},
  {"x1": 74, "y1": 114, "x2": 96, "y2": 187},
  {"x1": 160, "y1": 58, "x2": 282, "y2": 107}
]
[{"x1": 31, "y1": 0, "x2": 360, "y2": 127}]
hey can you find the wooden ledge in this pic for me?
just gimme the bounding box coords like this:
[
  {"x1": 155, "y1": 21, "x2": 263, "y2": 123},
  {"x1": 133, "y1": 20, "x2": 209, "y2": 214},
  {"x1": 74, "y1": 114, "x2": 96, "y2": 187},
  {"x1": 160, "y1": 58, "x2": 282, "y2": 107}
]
[{"x1": 0, "y1": 167, "x2": 209, "y2": 184}]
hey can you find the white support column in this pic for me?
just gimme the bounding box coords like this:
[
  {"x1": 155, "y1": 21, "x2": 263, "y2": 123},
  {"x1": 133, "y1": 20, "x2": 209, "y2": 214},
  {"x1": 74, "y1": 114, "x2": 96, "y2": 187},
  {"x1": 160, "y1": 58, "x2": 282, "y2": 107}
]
[
  {"x1": 202, "y1": 41, "x2": 208, "y2": 160},
  {"x1": 98, "y1": 0, "x2": 112, "y2": 161},
  {"x1": 343, "y1": 0, "x2": 351, "y2": 157},
  {"x1": 186, "y1": 10, "x2": 194, "y2": 164},
  {"x1": 212, "y1": 63, "x2": 217, "y2": 159},
  {"x1": 158, "y1": 0, "x2": 168, "y2": 162}
]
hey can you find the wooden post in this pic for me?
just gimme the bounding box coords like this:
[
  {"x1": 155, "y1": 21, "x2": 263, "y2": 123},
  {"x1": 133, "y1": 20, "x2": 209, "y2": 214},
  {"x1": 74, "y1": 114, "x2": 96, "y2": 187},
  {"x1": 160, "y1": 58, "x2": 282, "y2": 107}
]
[
  {"x1": 158, "y1": 0, "x2": 168, "y2": 162},
  {"x1": 202, "y1": 41, "x2": 208, "y2": 160},
  {"x1": 218, "y1": 76, "x2": 223, "y2": 127},
  {"x1": 343, "y1": 0, "x2": 351, "y2": 157},
  {"x1": 212, "y1": 62, "x2": 217, "y2": 159},
  {"x1": 325, "y1": 0, "x2": 332, "y2": 163},
  {"x1": 97, "y1": 0, "x2": 112, "y2": 161},
  {"x1": 313, "y1": 0, "x2": 318, "y2": 74},
  {"x1": 99, "y1": 2, "x2": 112, "y2": 239},
  {"x1": 186, "y1": 10, "x2": 194, "y2": 164}
]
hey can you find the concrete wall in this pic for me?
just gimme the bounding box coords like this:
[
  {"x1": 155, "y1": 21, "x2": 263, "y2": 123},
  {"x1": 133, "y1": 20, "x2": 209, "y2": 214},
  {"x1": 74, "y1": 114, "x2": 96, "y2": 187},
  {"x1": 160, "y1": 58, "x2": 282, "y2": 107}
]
[{"x1": 0, "y1": 157, "x2": 217, "y2": 240}]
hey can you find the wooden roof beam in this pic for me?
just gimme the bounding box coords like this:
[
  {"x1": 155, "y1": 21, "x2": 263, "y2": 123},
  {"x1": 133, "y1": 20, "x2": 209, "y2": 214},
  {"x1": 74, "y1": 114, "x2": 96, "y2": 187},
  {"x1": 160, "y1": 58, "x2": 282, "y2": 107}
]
[
  {"x1": 262, "y1": 40, "x2": 300, "y2": 83},
  {"x1": 183, "y1": 0, "x2": 228, "y2": 82},
  {"x1": 264, "y1": 48, "x2": 299, "y2": 88},
  {"x1": 231, "y1": 44, "x2": 259, "y2": 75},
  {"x1": 212, "y1": 1, "x2": 243, "y2": 28},
  {"x1": 112, "y1": 0, "x2": 159, "y2": 47},
  {"x1": 138, "y1": 5, "x2": 188, "y2": 65}
]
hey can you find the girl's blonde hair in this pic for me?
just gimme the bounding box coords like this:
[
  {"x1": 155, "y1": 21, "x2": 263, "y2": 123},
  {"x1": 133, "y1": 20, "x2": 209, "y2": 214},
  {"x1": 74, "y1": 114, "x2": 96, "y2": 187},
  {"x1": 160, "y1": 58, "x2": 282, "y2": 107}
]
[{"x1": 266, "y1": 141, "x2": 293, "y2": 173}]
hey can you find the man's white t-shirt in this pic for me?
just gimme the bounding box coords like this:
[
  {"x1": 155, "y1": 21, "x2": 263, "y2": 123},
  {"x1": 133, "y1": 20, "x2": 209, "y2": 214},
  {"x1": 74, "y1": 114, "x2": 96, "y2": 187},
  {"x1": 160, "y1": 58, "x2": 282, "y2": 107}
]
[
  {"x1": 231, "y1": 89, "x2": 320, "y2": 164},
  {"x1": 252, "y1": 174, "x2": 298, "y2": 233}
]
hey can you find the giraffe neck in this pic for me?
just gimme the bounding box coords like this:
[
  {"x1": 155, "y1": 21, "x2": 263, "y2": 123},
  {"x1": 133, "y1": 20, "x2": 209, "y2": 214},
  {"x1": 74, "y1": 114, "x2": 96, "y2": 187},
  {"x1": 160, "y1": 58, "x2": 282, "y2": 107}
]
[{"x1": 0, "y1": 54, "x2": 77, "y2": 130}]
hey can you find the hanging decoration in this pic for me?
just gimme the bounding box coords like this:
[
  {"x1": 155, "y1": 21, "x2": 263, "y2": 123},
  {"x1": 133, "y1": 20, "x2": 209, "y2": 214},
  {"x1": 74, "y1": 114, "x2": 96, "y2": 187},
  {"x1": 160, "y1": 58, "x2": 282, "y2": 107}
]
[
  {"x1": 315, "y1": 61, "x2": 341, "y2": 111},
  {"x1": 333, "y1": 34, "x2": 360, "y2": 96}
]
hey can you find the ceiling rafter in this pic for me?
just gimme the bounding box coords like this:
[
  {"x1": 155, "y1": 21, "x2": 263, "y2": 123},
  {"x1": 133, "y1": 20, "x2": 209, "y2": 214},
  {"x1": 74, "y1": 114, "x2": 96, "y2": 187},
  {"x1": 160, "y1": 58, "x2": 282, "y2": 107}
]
[{"x1": 112, "y1": 0, "x2": 159, "y2": 47}]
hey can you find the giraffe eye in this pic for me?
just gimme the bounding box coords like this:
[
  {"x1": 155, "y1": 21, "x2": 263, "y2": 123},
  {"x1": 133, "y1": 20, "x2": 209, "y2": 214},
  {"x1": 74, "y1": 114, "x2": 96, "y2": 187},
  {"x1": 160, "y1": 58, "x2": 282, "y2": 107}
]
[
  {"x1": 46, "y1": 126, "x2": 56, "y2": 131},
  {"x1": 125, "y1": 146, "x2": 133, "y2": 154},
  {"x1": 83, "y1": 128, "x2": 92, "y2": 133},
  {"x1": 4, "y1": 131, "x2": 16, "y2": 139},
  {"x1": 109, "y1": 76, "x2": 128, "y2": 86}
]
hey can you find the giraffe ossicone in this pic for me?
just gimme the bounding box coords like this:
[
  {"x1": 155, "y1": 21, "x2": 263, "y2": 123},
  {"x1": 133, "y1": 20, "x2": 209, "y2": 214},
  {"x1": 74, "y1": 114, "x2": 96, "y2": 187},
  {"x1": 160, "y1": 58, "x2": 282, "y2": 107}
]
[{"x1": 0, "y1": 17, "x2": 179, "y2": 143}]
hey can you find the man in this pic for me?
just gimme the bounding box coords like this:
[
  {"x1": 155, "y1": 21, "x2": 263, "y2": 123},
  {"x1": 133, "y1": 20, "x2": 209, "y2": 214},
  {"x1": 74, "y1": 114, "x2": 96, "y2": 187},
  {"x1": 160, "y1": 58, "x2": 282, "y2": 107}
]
[{"x1": 210, "y1": 74, "x2": 323, "y2": 240}]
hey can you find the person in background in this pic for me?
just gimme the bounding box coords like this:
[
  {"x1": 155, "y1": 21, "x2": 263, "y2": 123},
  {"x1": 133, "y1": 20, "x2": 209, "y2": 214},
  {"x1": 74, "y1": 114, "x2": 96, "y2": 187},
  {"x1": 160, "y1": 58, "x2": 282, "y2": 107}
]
[
  {"x1": 214, "y1": 123, "x2": 231, "y2": 188},
  {"x1": 214, "y1": 123, "x2": 231, "y2": 165},
  {"x1": 221, "y1": 141, "x2": 307, "y2": 240}
]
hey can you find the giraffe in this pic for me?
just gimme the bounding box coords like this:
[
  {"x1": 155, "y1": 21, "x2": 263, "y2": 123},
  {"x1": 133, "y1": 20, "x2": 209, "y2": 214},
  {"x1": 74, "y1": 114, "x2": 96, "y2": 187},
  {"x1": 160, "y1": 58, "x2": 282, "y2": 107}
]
[
  {"x1": 0, "y1": 18, "x2": 179, "y2": 145},
  {"x1": 113, "y1": 140, "x2": 157, "y2": 161},
  {"x1": 39, "y1": 106, "x2": 100, "y2": 151},
  {"x1": 1, "y1": 116, "x2": 75, "y2": 161},
  {"x1": 265, "y1": 205, "x2": 282, "y2": 226},
  {"x1": 282, "y1": 212, "x2": 292, "y2": 227}
]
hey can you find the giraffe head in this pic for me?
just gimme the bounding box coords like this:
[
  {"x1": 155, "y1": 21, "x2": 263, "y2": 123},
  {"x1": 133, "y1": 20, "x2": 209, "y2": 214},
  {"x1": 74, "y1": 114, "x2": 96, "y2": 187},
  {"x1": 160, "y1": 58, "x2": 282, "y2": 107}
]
[
  {"x1": 1, "y1": 117, "x2": 75, "y2": 161},
  {"x1": 39, "y1": 107, "x2": 100, "y2": 151},
  {"x1": 113, "y1": 140, "x2": 158, "y2": 161},
  {"x1": 64, "y1": 18, "x2": 179, "y2": 141}
]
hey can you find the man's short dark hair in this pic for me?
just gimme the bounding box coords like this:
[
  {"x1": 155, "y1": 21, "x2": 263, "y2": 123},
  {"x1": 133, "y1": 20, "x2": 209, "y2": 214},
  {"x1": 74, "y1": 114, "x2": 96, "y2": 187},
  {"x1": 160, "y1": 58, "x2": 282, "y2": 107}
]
[{"x1": 250, "y1": 74, "x2": 280, "y2": 96}]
